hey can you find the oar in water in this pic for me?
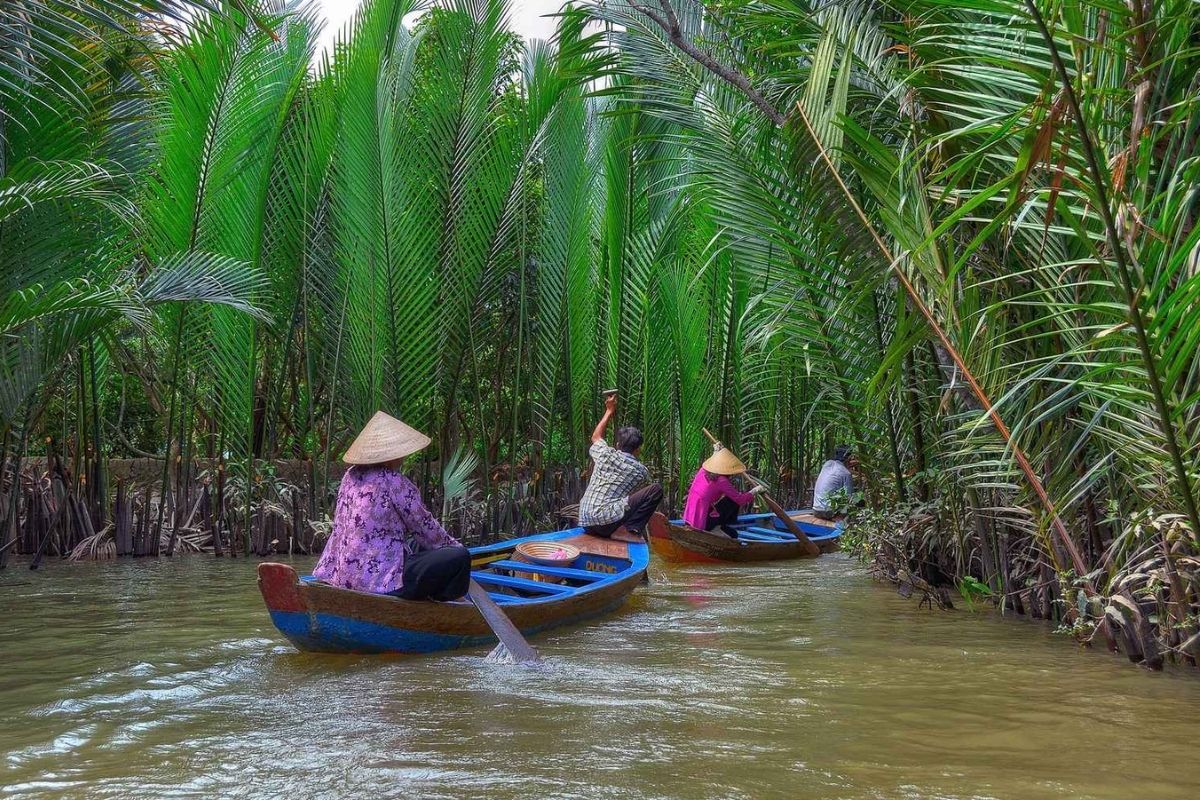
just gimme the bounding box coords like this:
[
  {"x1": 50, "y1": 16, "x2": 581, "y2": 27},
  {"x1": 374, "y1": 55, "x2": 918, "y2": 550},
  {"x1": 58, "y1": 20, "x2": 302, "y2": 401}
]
[
  {"x1": 466, "y1": 578, "x2": 541, "y2": 664},
  {"x1": 743, "y1": 474, "x2": 820, "y2": 556},
  {"x1": 701, "y1": 428, "x2": 820, "y2": 557}
]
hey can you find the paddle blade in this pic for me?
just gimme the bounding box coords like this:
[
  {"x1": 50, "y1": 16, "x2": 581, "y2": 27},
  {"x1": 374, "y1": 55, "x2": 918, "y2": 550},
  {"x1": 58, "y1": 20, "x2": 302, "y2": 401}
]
[
  {"x1": 467, "y1": 579, "x2": 541, "y2": 664},
  {"x1": 485, "y1": 643, "x2": 518, "y2": 664}
]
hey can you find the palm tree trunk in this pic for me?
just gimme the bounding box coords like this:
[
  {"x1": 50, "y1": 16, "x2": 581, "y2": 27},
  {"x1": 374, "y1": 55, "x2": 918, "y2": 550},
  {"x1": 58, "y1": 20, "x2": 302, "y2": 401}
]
[
  {"x1": 905, "y1": 349, "x2": 929, "y2": 502},
  {"x1": 871, "y1": 290, "x2": 907, "y2": 502}
]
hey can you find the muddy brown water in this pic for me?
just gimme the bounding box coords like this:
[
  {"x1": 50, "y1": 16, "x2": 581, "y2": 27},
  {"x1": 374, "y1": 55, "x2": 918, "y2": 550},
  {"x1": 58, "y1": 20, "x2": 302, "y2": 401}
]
[{"x1": 1, "y1": 555, "x2": 1198, "y2": 799}]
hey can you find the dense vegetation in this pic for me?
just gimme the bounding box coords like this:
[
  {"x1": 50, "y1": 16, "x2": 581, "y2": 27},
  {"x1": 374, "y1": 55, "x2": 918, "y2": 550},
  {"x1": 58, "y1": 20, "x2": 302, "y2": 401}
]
[{"x1": 2, "y1": 0, "x2": 1198, "y2": 668}]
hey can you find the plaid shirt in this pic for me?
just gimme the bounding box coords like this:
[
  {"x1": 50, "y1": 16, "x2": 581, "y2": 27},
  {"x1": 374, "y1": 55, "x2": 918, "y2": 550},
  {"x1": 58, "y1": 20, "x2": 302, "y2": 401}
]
[{"x1": 579, "y1": 439, "x2": 649, "y2": 526}]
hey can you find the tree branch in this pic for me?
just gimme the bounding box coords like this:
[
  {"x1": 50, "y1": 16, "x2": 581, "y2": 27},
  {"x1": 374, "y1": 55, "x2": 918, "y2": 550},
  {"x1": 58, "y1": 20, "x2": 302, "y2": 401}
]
[{"x1": 627, "y1": 0, "x2": 786, "y2": 126}]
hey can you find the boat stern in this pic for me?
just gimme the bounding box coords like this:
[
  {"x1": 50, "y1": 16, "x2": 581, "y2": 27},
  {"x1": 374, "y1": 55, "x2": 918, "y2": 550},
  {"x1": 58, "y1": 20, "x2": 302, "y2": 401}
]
[
  {"x1": 647, "y1": 512, "x2": 723, "y2": 564},
  {"x1": 257, "y1": 562, "x2": 316, "y2": 647},
  {"x1": 257, "y1": 562, "x2": 494, "y2": 654}
]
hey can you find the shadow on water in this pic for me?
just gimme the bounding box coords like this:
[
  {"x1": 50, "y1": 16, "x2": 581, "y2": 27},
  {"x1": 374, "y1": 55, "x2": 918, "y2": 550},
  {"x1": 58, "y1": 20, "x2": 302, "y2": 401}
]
[{"x1": 2, "y1": 555, "x2": 1199, "y2": 799}]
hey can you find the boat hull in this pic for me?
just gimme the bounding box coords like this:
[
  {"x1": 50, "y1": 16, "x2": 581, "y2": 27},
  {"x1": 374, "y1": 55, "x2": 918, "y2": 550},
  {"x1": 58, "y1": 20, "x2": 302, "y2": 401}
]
[
  {"x1": 648, "y1": 511, "x2": 840, "y2": 564},
  {"x1": 258, "y1": 530, "x2": 648, "y2": 654}
]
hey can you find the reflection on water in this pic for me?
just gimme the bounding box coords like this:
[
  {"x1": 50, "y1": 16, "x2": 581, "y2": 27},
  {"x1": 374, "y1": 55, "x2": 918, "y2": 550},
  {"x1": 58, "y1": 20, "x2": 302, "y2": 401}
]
[{"x1": 1, "y1": 555, "x2": 1198, "y2": 799}]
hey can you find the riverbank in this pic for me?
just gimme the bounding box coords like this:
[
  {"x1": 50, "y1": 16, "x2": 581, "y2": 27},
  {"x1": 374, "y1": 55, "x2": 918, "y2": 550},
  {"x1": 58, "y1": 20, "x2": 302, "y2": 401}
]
[
  {"x1": 0, "y1": 456, "x2": 822, "y2": 563},
  {"x1": 844, "y1": 501, "x2": 1200, "y2": 674},
  {"x1": 0, "y1": 457, "x2": 596, "y2": 563},
  {"x1": 8, "y1": 451, "x2": 1197, "y2": 678},
  {"x1": 2, "y1": 554, "x2": 1198, "y2": 800}
]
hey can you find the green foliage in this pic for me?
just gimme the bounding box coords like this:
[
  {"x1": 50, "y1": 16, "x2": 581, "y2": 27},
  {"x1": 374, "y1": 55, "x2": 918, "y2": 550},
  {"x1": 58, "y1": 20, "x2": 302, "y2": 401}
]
[
  {"x1": 821, "y1": 486, "x2": 859, "y2": 518},
  {"x1": 957, "y1": 576, "x2": 994, "y2": 611},
  {"x1": 441, "y1": 444, "x2": 481, "y2": 523},
  {"x1": 2, "y1": 0, "x2": 1199, "y2": 599}
]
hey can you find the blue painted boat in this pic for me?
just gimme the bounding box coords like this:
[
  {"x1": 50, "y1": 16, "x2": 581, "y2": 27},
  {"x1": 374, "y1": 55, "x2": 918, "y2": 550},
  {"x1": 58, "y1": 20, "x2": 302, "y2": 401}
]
[
  {"x1": 648, "y1": 510, "x2": 841, "y2": 563},
  {"x1": 258, "y1": 528, "x2": 648, "y2": 655}
]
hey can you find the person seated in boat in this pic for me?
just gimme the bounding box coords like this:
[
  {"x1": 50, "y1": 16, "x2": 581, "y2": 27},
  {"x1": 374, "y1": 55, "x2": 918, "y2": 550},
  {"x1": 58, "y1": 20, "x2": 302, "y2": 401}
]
[
  {"x1": 812, "y1": 445, "x2": 854, "y2": 521},
  {"x1": 312, "y1": 411, "x2": 471, "y2": 601},
  {"x1": 577, "y1": 392, "x2": 662, "y2": 542},
  {"x1": 682, "y1": 445, "x2": 765, "y2": 536}
]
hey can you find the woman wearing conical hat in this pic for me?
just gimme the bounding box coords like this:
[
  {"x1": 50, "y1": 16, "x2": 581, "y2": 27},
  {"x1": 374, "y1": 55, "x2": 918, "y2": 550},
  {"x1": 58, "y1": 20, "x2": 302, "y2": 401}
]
[
  {"x1": 681, "y1": 441, "x2": 764, "y2": 536},
  {"x1": 312, "y1": 412, "x2": 471, "y2": 601}
]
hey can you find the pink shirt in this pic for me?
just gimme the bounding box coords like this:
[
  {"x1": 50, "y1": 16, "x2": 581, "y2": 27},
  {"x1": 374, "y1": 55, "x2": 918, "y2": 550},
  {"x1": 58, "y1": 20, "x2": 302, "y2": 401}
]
[
  {"x1": 313, "y1": 466, "x2": 461, "y2": 594},
  {"x1": 682, "y1": 468, "x2": 754, "y2": 529}
]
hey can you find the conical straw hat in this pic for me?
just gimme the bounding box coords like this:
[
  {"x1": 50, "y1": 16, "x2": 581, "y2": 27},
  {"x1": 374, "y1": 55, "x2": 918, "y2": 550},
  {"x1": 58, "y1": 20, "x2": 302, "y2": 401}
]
[
  {"x1": 343, "y1": 411, "x2": 431, "y2": 465},
  {"x1": 703, "y1": 445, "x2": 746, "y2": 476}
]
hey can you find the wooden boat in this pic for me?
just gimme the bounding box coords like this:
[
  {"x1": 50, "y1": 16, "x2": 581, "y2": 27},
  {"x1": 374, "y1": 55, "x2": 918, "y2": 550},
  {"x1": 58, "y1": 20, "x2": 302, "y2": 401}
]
[
  {"x1": 257, "y1": 528, "x2": 648, "y2": 655},
  {"x1": 647, "y1": 510, "x2": 841, "y2": 564}
]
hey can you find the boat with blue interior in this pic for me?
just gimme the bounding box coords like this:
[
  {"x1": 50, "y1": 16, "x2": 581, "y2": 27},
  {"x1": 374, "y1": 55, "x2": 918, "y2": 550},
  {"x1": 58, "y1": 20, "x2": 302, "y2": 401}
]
[
  {"x1": 258, "y1": 528, "x2": 648, "y2": 654},
  {"x1": 647, "y1": 510, "x2": 840, "y2": 563}
]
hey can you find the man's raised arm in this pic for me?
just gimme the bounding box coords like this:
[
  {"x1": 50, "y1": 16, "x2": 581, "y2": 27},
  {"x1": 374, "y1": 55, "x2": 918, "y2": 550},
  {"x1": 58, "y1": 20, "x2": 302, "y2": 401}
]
[{"x1": 591, "y1": 392, "x2": 618, "y2": 443}]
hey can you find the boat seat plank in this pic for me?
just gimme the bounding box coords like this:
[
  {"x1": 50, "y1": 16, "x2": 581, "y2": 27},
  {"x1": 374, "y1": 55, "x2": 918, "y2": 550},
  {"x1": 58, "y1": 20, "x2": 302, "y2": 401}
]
[
  {"x1": 736, "y1": 530, "x2": 793, "y2": 543},
  {"x1": 788, "y1": 512, "x2": 837, "y2": 528},
  {"x1": 480, "y1": 592, "x2": 558, "y2": 605},
  {"x1": 470, "y1": 571, "x2": 575, "y2": 595},
  {"x1": 486, "y1": 560, "x2": 608, "y2": 582},
  {"x1": 560, "y1": 533, "x2": 630, "y2": 559},
  {"x1": 744, "y1": 526, "x2": 798, "y2": 540}
]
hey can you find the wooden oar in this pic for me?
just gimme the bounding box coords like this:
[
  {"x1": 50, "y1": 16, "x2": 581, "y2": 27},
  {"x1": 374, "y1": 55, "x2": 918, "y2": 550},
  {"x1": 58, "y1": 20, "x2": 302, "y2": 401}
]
[
  {"x1": 702, "y1": 428, "x2": 820, "y2": 557},
  {"x1": 466, "y1": 578, "x2": 541, "y2": 664},
  {"x1": 742, "y1": 474, "x2": 821, "y2": 556}
]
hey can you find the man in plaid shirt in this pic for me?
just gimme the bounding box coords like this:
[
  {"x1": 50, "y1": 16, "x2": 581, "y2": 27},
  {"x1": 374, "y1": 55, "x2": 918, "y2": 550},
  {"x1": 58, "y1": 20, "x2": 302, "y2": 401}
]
[{"x1": 578, "y1": 392, "x2": 662, "y2": 542}]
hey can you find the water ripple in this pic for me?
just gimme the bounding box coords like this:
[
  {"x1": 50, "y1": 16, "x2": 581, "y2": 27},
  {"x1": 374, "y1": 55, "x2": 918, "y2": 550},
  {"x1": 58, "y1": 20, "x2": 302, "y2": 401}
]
[{"x1": 1, "y1": 554, "x2": 1198, "y2": 799}]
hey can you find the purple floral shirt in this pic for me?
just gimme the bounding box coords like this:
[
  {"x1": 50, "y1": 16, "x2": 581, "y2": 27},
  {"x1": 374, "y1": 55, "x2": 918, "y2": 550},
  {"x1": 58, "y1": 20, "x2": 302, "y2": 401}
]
[{"x1": 313, "y1": 466, "x2": 461, "y2": 594}]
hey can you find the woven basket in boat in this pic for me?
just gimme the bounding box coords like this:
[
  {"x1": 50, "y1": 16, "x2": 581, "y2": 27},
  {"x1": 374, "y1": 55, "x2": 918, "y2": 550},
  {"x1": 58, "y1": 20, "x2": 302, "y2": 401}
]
[{"x1": 515, "y1": 541, "x2": 581, "y2": 567}]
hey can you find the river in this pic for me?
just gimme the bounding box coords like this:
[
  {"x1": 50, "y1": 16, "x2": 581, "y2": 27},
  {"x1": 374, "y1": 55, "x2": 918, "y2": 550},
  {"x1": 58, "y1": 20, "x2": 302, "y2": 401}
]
[{"x1": 1, "y1": 554, "x2": 1197, "y2": 799}]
